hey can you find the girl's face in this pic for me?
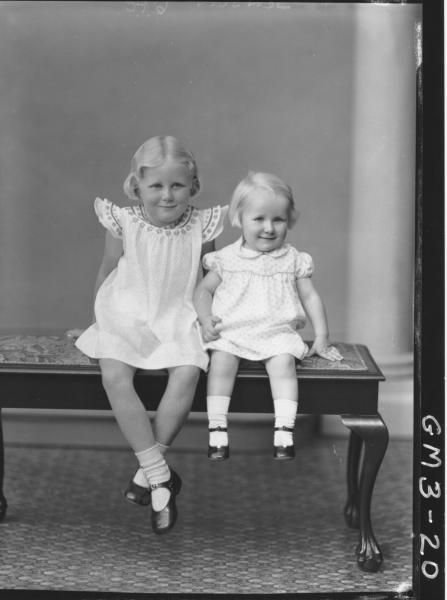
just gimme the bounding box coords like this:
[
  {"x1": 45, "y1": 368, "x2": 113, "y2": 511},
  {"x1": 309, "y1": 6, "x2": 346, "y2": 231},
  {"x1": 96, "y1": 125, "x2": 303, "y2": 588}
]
[
  {"x1": 138, "y1": 159, "x2": 194, "y2": 227},
  {"x1": 241, "y1": 190, "x2": 290, "y2": 252}
]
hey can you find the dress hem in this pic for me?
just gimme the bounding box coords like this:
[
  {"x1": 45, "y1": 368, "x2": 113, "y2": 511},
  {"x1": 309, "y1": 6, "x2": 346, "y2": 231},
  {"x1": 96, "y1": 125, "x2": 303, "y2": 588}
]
[
  {"x1": 75, "y1": 339, "x2": 209, "y2": 372},
  {"x1": 204, "y1": 341, "x2": 308, "y2": 362}
]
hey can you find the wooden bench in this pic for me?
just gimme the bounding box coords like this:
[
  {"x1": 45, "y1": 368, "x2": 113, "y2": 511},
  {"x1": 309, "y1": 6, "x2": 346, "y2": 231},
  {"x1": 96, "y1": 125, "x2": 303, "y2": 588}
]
[{"x1": 0, "y1": 334, "x2": 387, "y2": 573}]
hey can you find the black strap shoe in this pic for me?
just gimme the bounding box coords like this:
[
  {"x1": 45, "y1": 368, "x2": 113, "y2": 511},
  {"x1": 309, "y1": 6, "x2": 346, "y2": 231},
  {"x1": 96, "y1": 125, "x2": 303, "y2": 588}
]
[
  {"x1": 208, "y1": 427, "x2": 229, "y2": 460},
  {"x1": 273, "y1": 426, "x2": 295, "y2": 460},
  {"x1": 124, "y1": 470, "x2": 151, "y2": 506},
  {"x1": 150, "y1": 468, "x2": 182, "y2": 535}
]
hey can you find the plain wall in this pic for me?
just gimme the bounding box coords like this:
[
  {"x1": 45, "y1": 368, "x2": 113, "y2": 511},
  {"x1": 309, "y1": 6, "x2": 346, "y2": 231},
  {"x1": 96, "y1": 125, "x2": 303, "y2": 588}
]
[{"x1": 0, "y1": 2, "x2": 356, "y2": 341}]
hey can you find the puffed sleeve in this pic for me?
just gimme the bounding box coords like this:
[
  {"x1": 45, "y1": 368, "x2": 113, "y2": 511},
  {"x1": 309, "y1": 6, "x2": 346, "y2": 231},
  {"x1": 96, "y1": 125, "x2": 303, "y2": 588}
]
[
  {"x1": 295, "y1": 251, "x2": 314, "y2": 279},
  {"x1": 199, "y1": 205, "x2": 229, "y2": 243},
  {"x1": 202, "y1": 251, "x2": 224, "y2": 278},
  {"x1": 94, "y1": 198, "x2": 123, "y2": 239}
]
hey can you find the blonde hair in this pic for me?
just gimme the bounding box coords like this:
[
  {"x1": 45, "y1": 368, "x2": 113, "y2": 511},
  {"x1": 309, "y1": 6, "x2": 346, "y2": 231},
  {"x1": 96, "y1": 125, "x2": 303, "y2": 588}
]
[
  {"x1": 228, "y1": 171, "x2": 299, "y2": 228},
  {"x1": 123, "y1": 136, "x2": 201, "y2": 200}
]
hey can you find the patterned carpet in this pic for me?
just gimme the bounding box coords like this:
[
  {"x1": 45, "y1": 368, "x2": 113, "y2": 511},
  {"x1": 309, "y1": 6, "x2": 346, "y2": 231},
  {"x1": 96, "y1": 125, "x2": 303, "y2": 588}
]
[{"x1": 0, "y1": 438, "x2": 413, "y2": 595}]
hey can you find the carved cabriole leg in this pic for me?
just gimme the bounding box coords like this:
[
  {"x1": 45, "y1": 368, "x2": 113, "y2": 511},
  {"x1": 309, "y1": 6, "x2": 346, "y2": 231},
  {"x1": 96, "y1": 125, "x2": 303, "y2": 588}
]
[
  {"x1": 344, "y1": 429, "x2": 362, "y2": 529},
  {"x1": 0, "y1": 408, "x2": 7, "y2": 521},
  {"x1": 341, "y1": 414, "x2": 389, "y2": 573}
]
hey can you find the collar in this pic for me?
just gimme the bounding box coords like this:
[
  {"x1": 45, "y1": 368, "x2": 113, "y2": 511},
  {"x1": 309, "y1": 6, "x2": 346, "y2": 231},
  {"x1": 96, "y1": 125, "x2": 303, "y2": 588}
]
[
  {"x1": 236, "y1": 237, "x2": 291, "y2": 259},
  {"x1": 135, "y1": 204, "x2": 192, "y2": 229}
]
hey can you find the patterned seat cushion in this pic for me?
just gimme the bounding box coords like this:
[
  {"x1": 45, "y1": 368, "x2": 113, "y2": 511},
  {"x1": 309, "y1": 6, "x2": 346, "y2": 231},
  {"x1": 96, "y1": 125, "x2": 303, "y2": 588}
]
[{"x1": 0, "y1": 335, "x2": 368, "y2": 371}]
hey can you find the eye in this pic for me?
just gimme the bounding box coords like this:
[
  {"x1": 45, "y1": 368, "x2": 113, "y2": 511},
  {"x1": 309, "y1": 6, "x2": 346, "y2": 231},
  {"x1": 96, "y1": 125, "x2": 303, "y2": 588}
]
[
  {"x1": 149, "y1": 183, "x2": 162, "y2": 189},
  {"x1": 253, "y1": 216, "x2": 263, "y2": 222},
  {"x1": 273, "y1": 217, "x2": 286, "y2": 223},
  {"x1": 172, "y1": 183, "x2": 185, "y2": 189}
]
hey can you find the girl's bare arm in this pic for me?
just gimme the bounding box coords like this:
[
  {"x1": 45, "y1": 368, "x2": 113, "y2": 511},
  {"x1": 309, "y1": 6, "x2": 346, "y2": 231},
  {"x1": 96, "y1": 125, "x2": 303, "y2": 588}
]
[
  {"x1": 93, "y1": 231, "x2": 124, "y2": 299},
  {"x1": 66, "y1": 231, "x2": 123, "y2": 338},
  {"x1": 296, "y1": 277, "x2": 342, "y2": 360},
  {"x1": 200, "y1": 240, "x2": 215, "y2": 277},
  {"x1": 194, "y1": 271, "x2": 223, "y2": 342}
]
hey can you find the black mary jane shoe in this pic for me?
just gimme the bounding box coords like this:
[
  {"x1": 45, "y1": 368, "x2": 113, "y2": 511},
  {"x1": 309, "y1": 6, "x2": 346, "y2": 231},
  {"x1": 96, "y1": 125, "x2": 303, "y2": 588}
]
[
  {"x1": 273, "y1": 445, "x2": 295, "y2": 460},
  {"x1": 208, "y1": 445, "x2": 230, "y2": 461},
  {"x1": 208, "y1": 427, "x2": 229, "y2": 461},
  {"x1": 124, "y1": 470, "x2": 151, "y2": 506},
  {"x1": 151, "y1": 469, "x2": 182, "y2": 535},
  {"x1": 273, "y1": 426, "x2": 295, "y2": 460}
]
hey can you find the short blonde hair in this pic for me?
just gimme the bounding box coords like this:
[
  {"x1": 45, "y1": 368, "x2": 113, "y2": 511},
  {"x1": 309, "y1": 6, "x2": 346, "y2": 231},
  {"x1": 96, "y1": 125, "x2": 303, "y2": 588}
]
[
  {"x1": 123, "y1": 136, "x2": 201, "y2": 200},
  {"x1": 228, "y1": 171, "x2": 299, "y2": 229}
]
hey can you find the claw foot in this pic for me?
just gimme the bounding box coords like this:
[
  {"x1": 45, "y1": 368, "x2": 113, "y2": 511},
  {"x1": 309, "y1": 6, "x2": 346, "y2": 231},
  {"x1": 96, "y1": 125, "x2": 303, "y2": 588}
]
[{"x1": 356, "y1": 538, "x2": 383, "y2": 572}]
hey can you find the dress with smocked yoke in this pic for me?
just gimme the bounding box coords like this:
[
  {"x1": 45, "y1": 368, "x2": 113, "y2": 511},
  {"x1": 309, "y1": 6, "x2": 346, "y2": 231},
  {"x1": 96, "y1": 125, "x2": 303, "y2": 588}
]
[
  {"x1": 76, "y1": 198, "x2": 228, "y2": 371},
  {"x1": 202, "y1": 237, "x2": 314, "y2": 361}
]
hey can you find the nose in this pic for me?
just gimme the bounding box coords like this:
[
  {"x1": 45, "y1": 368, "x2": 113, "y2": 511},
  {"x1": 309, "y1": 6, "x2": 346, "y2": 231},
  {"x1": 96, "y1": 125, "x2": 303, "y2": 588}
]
[
  {"x1": 162, "y1": 187, "x2": 173, "y2": 202},
  {"x1": 263, "y1": 220, "x2": 274, "y2": 233}
]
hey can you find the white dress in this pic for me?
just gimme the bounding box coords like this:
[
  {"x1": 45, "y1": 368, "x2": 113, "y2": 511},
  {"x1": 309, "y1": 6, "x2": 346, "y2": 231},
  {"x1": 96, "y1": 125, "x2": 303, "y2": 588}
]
[
  {"x1": 76, "y1": 199, "x2": 228, "y2": 371},
  {"x1": 203, "y1": 238, "x2": 314, "y2": 361}
]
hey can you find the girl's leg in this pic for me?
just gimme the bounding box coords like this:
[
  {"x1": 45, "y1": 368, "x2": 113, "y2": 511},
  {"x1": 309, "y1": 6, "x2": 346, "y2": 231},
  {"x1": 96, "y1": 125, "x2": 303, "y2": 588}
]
[
  {"x1": 132, "y1": 443, "x2": 169, "y2": 490},
  {"x1": 99, "y1": 359, "x2": 171, "y2": 512},
  {"x1": 131, "y1": 366, "x2": 199, "y2": 490},
  {"x1": 264, "y1": 354, "x2": 298, "y2": 459},
  {"x1": 207, "y1": 351, "x2": 240, "y2": 459},
  {"x1": 152, "y1": 365, "x2": 201, "y2": 445},
  {"x1": 144, "y1": 365, "x2": 200, "y2": 520},
  {"x1": 99, "y1": 358, "x2": 156, "y2": 452}
]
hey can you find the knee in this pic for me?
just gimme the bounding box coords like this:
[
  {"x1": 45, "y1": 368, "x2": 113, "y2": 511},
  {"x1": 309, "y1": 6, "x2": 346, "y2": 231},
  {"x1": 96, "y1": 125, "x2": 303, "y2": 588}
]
[
  {"x1": 210, "y1": 352, "x2": 239, "y2": 379},
  {"x1": 282, "y1": 355, "x2": 296, "y2": 372},
  {"x1": 267, "y1": 354, "x2": 296, "y2": 378},
  {"x1": 101, "y1": 365, "x2": 132, "y2": 394}
]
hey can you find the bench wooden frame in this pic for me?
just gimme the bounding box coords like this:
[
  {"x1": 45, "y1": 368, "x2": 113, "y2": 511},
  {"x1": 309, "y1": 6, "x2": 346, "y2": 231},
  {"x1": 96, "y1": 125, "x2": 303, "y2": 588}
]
[{"x1": 0, "y1": 339, "x2": 387, "y2": 573}]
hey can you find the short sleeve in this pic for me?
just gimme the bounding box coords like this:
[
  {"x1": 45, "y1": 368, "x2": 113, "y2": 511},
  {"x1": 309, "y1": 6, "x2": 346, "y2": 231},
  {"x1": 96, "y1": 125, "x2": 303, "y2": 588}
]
[
  {"x1": 295, "y1": 252, "x2": 314, "y2": 279},
  {"x1": 199, "y1": 205, "x2": 229, "y2": 243},
  {"x1": 94, "y1": 198, "x2": 123, "y2": 239},
  {"x1": 202, "y1": 251, "x2": 223, "y2": 278}
]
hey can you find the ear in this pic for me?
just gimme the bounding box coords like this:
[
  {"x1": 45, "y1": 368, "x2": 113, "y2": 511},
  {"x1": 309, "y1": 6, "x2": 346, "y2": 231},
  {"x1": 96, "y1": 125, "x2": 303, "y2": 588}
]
[
  {"x1": 130, "y1": 174, "x2": 140, "y2": 199},
  {"x1": 124, "y1": 173, "x2": 140, "y2": 200},
  {"x1": 288, "y1": 208, "x2": 300, "y2": 229},
  {"x1": 190, "y1": 176, "x2": 200, "y2": 197},
  {"x1": 230, "y1": 211, "x2": 242, "y2": 228}
]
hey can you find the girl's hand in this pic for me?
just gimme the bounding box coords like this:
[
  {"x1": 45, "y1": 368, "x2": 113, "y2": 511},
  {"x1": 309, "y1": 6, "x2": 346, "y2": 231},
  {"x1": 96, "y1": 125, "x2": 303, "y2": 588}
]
[
  {"x1": 200, "y1": 315, "x2": 223, "y2": 343},
  {"x1": 307, "y1": 336, "x2": 343, "y2": 362},
  {"x1": 65, "y1": 329, "x2": 84, "y2": 341}
]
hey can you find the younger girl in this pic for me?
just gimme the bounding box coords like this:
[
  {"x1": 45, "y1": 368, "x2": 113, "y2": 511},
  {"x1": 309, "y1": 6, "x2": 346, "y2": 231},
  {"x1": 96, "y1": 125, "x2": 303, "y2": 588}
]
[
  {"x1": 75, "y1": 136, "x2": 227, "y2": 533},
  {"x1": 194, "y1": 171, "x2": 342, "y2": 461}
]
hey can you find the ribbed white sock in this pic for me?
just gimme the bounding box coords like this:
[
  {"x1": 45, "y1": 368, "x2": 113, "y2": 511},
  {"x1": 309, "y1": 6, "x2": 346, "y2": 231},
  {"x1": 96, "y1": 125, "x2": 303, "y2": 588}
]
[
  {"x1": 133, "y1": 442, "x2": 169, "y2": 488},
  {"x1": 135, "y1": 445, "x2": 171, "y2": 511},
  {"x1": 207, "y1": 395, "x2": 231, "y2": 447},
  {"x1": 273, "y1": 398, "x2": 298, "y2": 447}
]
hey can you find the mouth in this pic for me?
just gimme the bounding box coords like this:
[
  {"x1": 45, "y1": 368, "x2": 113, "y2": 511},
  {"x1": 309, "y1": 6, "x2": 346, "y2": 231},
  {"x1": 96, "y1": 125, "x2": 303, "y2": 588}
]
[{"x1": 158, "y1": 204, "x2": 177, "y2": 209}]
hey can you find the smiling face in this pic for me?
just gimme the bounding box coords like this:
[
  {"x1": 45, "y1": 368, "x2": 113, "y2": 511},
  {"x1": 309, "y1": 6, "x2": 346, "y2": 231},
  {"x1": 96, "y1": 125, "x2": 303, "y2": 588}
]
[
  {"x1": 241, "y1": 190, "x2": 290, "y2": 252},
  {"x1": 137, "y1": 159, "x2": 194, "y2": 226}
]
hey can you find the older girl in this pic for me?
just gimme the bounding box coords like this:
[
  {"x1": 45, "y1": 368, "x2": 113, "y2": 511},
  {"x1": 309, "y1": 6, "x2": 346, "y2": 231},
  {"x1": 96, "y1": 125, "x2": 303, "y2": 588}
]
[
  {"x1": 75, "y1": 136, "x2": 227, "y2": 533},
  {"x1": 194, "y1": 171, "x2": 342, "y2": 461}
]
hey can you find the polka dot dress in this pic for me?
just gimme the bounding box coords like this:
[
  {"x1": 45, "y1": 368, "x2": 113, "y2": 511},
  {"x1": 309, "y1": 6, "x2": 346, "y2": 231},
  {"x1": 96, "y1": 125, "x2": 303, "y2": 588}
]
[
  {"x1": 76, "y1": 199, "x2": 228, "y2": 371},
  {"x1": 203, "y1": 238, "x2": 313, "y2": 361}
]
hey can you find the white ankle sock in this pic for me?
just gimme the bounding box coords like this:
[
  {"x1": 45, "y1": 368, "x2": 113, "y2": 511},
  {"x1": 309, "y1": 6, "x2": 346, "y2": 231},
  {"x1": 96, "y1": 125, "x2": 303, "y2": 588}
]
[
  {"x1": 133, "y1": 442, "x2": 169, "y2": 488},
  {"x1": 273, "y1": 398, "x2": 298, "y2": 447},
  {"x1": 207, "y1": 395, "x2": 230, "y2": 447},
  {"x1": 135, "y1": 445, "x2": 171, "y2": 511}
]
